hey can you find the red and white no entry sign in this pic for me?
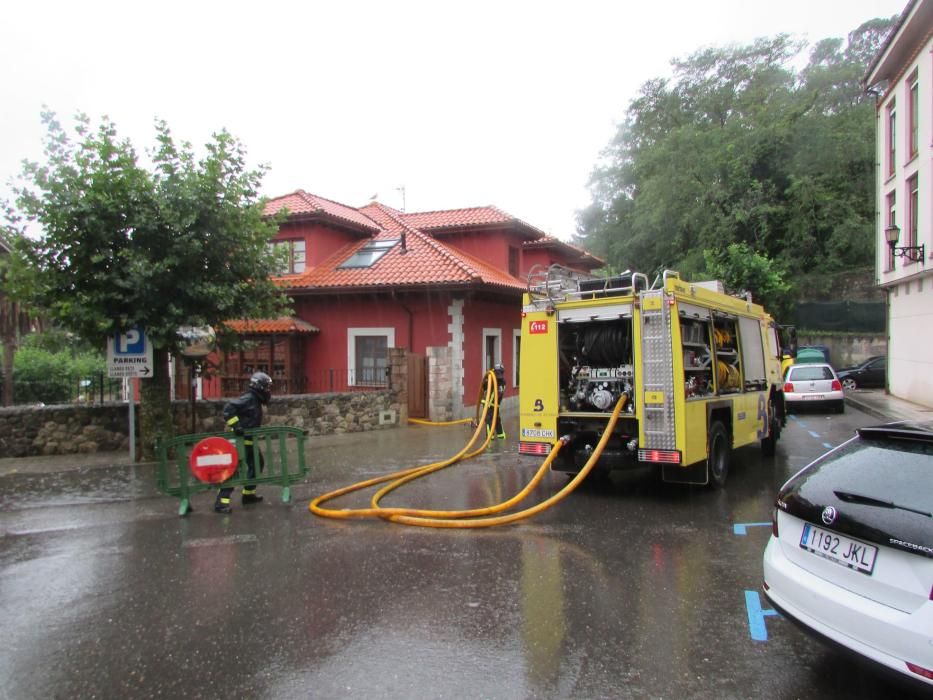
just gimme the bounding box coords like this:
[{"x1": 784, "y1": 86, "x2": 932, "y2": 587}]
[{"x1": 189, "y1": 436, "x2": 239, "y2": 483}]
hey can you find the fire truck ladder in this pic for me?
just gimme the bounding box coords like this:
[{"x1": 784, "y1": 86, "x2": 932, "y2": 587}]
[
  {"x1": 639, "y1": 288, "x2": 677, "y2": 453},
  {"x1": 526, "y1": 264, "x2": 649, "y2": 304}
]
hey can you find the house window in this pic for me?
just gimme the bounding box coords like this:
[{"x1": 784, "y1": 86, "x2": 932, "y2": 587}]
[
  {"x1": 338, "y1": 239, "x2": 397, "y2": 268},
  {"x1": 886, "y1": 100, "x2": 896, "y2": 177},
  {"x1": 886, "y1": 191, "x2": 896, "y2": 271},
  {"x1": 508, "y1": 246, "x2": 519, "y2": 277},
  {"x1": 907, "y1": 175, "x2": 919, "y2": 261},
  {"x1": 272, "y1": 239, "x2": 305, "y2": 274},
  {"x1": 482, "y1": 328, "x2": 501, "y2": 374},
  {"x1": 348, "y1": 328, "x2": 394, "y2": 385},
  {"x1": 908, "y1": 71, "x2": 919, "y2": 159}
]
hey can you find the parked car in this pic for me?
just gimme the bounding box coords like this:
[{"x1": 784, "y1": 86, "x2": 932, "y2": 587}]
[
  {"x1": 762, "y1": 421, "x2": 933, "y2": 692},
  {"x1": 783, "y1": 363, "x2": 845, "y2": 414},
  {"x1": 837, "y1": 355, "x2": 886, "y2": 391}
]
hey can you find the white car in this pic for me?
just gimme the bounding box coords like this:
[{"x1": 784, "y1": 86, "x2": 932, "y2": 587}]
[
  {"x1": 762, "y1": 422, "x2": 933, "y2": 691},
  {"x1": 783, "y1": 362, "x2": 845, "y2": 414}
]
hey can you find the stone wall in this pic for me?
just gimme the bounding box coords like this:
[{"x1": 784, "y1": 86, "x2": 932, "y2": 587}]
[
  {"x1": 2, "y1": 350, "x2": 409, "y2": 458},
  {"x1": 427, "y1": 346, "x2": 454, "y2": 421},
  {"x1": 0, "y1": 403, "x2": 133, "y2": 457},
  {"x1": 0, "y1": 390, "x2": 403, "y2": 458},
  {"x1": 797, "y1": 333, "x2": 887, "y2": 369}
]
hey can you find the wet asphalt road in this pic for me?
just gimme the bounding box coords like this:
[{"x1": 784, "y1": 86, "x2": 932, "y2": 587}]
[{"x1": 0, "y1": 407, "x2": 927, "y2": 699}]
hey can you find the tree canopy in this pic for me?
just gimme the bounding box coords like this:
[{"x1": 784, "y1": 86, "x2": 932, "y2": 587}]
[
  {"x1": 5, "y1": 112, "x2": 290, "y2": 450},
  {"x1": 7, "y1": 111, "x2": 288, "y2": 348},
  {"x1": 576, "y1": 18, "x2": 897, "y2": 311}
]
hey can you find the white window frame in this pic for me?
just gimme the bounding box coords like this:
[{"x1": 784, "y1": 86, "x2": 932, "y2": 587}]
[
  {"x1": 272, "y1": 239, "x2": 306, "y2": 275},
  {"x1": 348, "y1": 327, "x2": 395, "y2": 386},
  {"x1": 481, "y1": 328, "x2": 502, "y2": 374}
]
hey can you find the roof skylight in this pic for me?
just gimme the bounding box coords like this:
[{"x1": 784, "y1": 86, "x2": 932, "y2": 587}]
[{"x1": 338, "y1": 239, "x2": 398, "y2": 268}]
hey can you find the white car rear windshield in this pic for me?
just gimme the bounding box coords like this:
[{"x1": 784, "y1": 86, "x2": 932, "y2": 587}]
[
  {"x1": 806, "y1": 441, "x2": 933, "y2": 512},
  {"x1": 789, "y1": 366, "x2": 834, "y2": 381}
]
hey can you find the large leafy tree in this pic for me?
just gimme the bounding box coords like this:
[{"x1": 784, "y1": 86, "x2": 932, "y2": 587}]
[
  {"x1": 0, "y1": 229, "x2": 44, "y2": 407},
  {"x1": 8, "y1": 111, "x2": 289, "y2": 455},
  {"x1": 577, "y1": 18, "x2": 897, "y2": 312}
]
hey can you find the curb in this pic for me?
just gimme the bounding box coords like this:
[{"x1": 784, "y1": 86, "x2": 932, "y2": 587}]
[{"x1": 844, "y1": 396, "x2": 891, "y2": 422}]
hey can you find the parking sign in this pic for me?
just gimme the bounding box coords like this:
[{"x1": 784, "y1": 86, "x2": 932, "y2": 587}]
[{"x1": 107, "y1": 326, "x2": 154, "y2": 378}]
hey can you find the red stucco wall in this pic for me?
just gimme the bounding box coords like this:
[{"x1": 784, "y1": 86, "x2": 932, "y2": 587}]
[
  {"x1": 460, "y1": 296, "x2": 520, "y2": 402},
  {"x1": 274, "y1": 221, "x2": 362, "y2": 268}
]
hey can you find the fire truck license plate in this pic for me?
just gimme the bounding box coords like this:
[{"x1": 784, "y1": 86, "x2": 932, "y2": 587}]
[
  {"x1": 522, "y1": 428, "x2": 555, "y2": 438},
  {"x1": 799, "y1": 523, "x2": 878, "y2": 575}
]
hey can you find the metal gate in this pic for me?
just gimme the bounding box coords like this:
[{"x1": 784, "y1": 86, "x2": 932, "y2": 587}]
[{"x1": 407, "y1": 353, "x2": 428, "y2": 419}]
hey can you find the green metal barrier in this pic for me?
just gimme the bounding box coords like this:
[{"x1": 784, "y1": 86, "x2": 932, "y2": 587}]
[{"x1": 156, "y1": 426, "x2": 309, "y2": 516}]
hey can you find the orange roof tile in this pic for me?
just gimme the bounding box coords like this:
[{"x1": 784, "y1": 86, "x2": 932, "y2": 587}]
[
  {"x1": 523, "y1": 235, "x2": 605, "y2": 268},
  {"x1": 401, "y1": 207, "x2": 544, "y2": 238},
  {"x1": 401, "y1": 206, "x2": 511, "y2": 229},
  {"x1": 282, "y1": 202, "x2": 524, "y2": 292},
  {"x1": 264, "y1": 190, "x2": 380, "y2": 232},
  {"x1": 225, "y1": 317, "x2": 320, "y2": 335}
]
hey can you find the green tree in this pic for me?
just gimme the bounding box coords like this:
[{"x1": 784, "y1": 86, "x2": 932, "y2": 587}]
[
  {"x1": 0, "y1": 228, "x2": 43, "y2": 406},
  {"x1": 8, "y1": 111, "x2": 289, "y2": 456},
  {"x1": 703, "y1": 243, "x2": 793, "y2": 318},
  {"x1": 11, "y1": 334, "x2": 107, "y2": 405},
  {"x1": 577, "y1": 17, "x2": 897, "y2": 305}
]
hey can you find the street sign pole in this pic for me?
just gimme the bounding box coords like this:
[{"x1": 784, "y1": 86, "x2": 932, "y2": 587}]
[
  {"x1": 126, "y1": 378, "x2": 136, "y2": 463},
  {"x1": 108, "y1": 326, "x2": 153, "y2": 462}
]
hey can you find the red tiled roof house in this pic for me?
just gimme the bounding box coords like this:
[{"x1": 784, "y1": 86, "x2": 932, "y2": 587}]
[{"x1": 211, "y1": 190, "x2": 602, "y2": 420}]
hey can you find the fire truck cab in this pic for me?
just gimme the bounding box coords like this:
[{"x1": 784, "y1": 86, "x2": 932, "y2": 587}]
[{"x1": 518, "y1": 266, "x2": 786, "y2": 486}]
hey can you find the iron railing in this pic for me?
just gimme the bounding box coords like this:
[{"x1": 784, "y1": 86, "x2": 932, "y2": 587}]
[
  {"x1": 6, "y1": 366, "x2": 391, "y2": 406},
  {"x1": 5, "y1": 372, "x2": 124, "y2": 406},
  {"x1": 178, "y1": 367, "x2": 390, "y2": 399}
]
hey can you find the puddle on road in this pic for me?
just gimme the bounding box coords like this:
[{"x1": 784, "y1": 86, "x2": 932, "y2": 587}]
[{"x1": 0, "y1": 465, "x2": 161, "y2": 511}]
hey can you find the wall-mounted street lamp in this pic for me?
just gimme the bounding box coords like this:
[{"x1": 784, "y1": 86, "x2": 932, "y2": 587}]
[{"x1": 885, "y1": 224, "x2": 926, "y2": 263}]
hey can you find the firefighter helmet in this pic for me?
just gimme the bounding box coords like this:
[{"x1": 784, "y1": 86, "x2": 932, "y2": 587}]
[{"x1": 249, "y1": 371, "x2": 273, "y2": 404}]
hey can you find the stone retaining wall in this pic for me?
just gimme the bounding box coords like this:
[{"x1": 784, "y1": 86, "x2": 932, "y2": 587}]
[
  {"x1": 798, "y1": 333, "x2": 887, "y2": 368},
  {"x1": 1, "y1": 390, "x2": 402, "y2": 458}
]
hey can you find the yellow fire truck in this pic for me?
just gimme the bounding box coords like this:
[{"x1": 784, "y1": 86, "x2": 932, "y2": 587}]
[{"x1": 518, "y1": 266, "x2": 787, "y2": 486}]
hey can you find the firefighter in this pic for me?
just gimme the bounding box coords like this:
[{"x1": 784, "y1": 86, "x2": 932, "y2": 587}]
[
  {"x1": 481, "y1": 363, "x2": 507, "y2": 439},
  {"x1": 215, "y1": 371, "x2": 272, "y2": 514}
]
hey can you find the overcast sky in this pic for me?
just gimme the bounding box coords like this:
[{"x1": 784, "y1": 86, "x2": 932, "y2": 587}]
[{"x1": 0, "y1": 0, "x2": 908, "y2": 239}]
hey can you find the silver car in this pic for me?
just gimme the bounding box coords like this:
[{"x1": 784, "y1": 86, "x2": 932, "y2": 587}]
[{"x1": 783, "y1": 363, "x2": 845, "y2": 414}]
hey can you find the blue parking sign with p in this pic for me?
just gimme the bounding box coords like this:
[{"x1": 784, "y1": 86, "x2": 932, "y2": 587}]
[{"x1": 115, "y1": 327, "x2": 145, "y2": 355}]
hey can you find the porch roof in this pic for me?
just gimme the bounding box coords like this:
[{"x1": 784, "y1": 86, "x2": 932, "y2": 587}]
[{"x1": 225, "y1": 317, "x2": 320, "y2": 335}]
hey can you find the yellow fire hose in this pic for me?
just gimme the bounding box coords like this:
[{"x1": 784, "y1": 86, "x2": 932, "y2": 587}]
[
  {"x1": 407, "y1": 372, "x2": 501, "y2": 426},
  {"x1": 309, "y1": 371, "x2": 628, "y2": 528},
  {"x1": 407, "y1": 417, "x2": 472, "y2": 426}
]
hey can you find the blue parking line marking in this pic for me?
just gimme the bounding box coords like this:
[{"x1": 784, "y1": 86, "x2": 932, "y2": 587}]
[
  {"x1": 745, "y1": 590, "x2": 779, "y2": 641},
  {"x1": 808, "y1": 430, "x2": 820, "y2": 439},
  {"x1": 822, "y1": 442, "x2": 833, "y2": 449},
  {"x1": 733, "y1": 522, "x2": 771, "y2": 535}
]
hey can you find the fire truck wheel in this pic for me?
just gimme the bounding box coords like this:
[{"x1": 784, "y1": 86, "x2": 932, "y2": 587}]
[{"x1": 707, "y1": 421, "x2": 730, "y2": 488}]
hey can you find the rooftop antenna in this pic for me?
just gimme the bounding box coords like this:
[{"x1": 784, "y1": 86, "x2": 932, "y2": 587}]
[{"x1": 395, "y1": 185, "x2": 406, "y2": 212}]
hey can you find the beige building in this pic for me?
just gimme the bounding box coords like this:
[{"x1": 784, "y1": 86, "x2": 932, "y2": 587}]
[{"x1": 863, "y1": 0, "x2": 933, "y2": 408}]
